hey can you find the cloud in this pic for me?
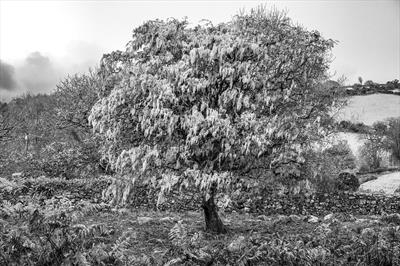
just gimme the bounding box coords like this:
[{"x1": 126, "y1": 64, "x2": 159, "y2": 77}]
[
  {"x1": 0, "y1": 43, "x2": 104, "y2": 101},
  {"x1": 0, "y1": 60, "x2": 18, "y2": 90},
  {"x1": 16, "y1": 51, "x2": 60, "y2": 94}
]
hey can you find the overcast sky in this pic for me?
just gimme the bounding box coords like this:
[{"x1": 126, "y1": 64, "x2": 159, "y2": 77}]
[{"x1": 0, "y1": 0, "x2": 399, "y2": 100}]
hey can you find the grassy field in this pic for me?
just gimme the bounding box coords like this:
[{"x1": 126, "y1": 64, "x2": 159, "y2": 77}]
[
  {"x1": 360, "y1": 171, "x2": 400, "y2": 194},
  {"x1": 336, "y1": 94, "x2": 400, "y2": 126}
]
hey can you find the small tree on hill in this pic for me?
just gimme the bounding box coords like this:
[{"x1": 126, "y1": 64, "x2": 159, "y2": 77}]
[{"x1": 90, "y1": 7, "x2": 342, "y2": 233}]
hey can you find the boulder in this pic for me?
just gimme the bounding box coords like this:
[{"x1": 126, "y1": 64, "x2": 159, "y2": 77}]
[
  {"x1": 137, "y1": 216, "x2": 153, "y2": 225},
  {"x1": 289, "y1": 214, "x2": 302, "y2": 222},
  {"x1": 227, "y1": 236, "x2": 246, "y2": 252},
  {"x1": 257, "y1": 214, "x2": 269, "y2": 221},
  {"x1": 308, "y1": 215, "x2": 319, "y2": 223},
  {"x1": 11, "y1": 172, "x2": 23, "y2": 178},
  {"x1": 160, "y1": 216, "x2": 175, "y2": 222},
  {"x1": 323, "y1": 213, "x2": 334, "y2": 221}
]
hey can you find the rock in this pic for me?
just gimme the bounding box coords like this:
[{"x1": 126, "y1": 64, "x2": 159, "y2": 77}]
[
  {"x1": 165, "y1": 258, "x2": 184, "y2": 266},
  {"x1": 314, "y1": 223, "x2": 332, "y2": 235},
  {"x1": 117, "y1": 208, "x2": 129, "y2": 215},
  {"x1": 257, "y1": 215, "x2": 269, "y2": 221},
  {"x1": 160, "y1": 217, "x2": 175, "y2": 222},
  {"x1": 361, "y1": 227, "x2": 375, "y2": 240},
  {"x1": 275, "y1": 215, "x2": 291, "y2": 224},
  {"x1": 227, "y1": 236, "x2": 246, "y2": 252},
  {"x1": 137, "y1": 216, "x2": 153, "y2": 225},
  {"x1": 323, "y1": 213, "x2": 334, "y2": 221},
  {"x1": 289, "y1": 214, "x2": 302, "y2": 222},
  {"x1": 308, "y1": 215, "x2": 319, "y2": 223},
  {"x1": 11, "y1": 172, "x2": 23, "y2": 178},
  {"x1": 190, "y1": 249, "x2": 212, "y2": 264}
]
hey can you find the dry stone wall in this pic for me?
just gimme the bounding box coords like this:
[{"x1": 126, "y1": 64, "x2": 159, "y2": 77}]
[{"x1": 243, "y1": 191, "x2": 400, "y2": 216}]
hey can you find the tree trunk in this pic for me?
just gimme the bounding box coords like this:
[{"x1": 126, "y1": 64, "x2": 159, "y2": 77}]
[{"x1": 202, "y1": 183, "x2": 227, "y2": 234}]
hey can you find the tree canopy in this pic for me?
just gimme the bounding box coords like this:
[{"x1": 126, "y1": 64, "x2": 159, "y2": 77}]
[{"x1": 89, "y1": 7, "x2": 343, "y2": 232}]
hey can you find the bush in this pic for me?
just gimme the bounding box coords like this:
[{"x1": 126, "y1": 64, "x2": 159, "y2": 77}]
[
  {"x1": 338, "y1": 120, "x2": 370, "y2": 134},
  {"x1": 360, "y1": 138, "x2": 385, "y2": 171},
  {"x1": 335, "y1": 172, "x2": 360, "y2": 191},
  {"x1": 386, "y1": 118, "x2": 400, "y2": 162},
  {"x1": 37, "y1": 141, "x2": 100, "y2": 179},
  {"x1": 303, "y1": 141, "x2": 357, "y2": 193}
]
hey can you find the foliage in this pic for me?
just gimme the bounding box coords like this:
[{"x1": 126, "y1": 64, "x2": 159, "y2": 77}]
[
  {"x1": 385, "y1": 118, "x2": 400, "y2": 162},
  {"x1": 347, "y1": 79, "x2": 400, "y2": 96},
  {"x1": 53, "y1": 70, "x2": 100, "y2": 137},
  {"x1": 360, "y1": 118, "x2": 400, "y2": 170},
  {"x1": 2, "y1": 170, "x2": 400, "y2": 265},
  {"x1": 335, "y1": 172, "x2": 359, "y2": 191},
  {"x1": 37, "y1": 141, "x2": 100, "y2": 179},
  {"x1": 90, "y1": 7, "x2": 342, "y2": 210},
  {"x1": 0, "y1": 101, "x2": 21, "y2": 143},
  {"x1": 360, "y1": 140, "x2": 384, "y2": 170},
  {"x1": 337, "y1": 120, "x2": 370, "y2": 134},
  {"x1": 303, "y1": 140, "x2": 357, "y2": 193},
  {"x1": 0, "y1": 72, "x2": 105, "y2": 180},
  {"x1": 0, "y1": 198, "x2": 130, "y2": 265},
  {"x1": 0, "y1": 175, "x2": 111, "y2": 205},
  {"x1": 0, "y1": 175, "x2": 139, "y2": 265}
]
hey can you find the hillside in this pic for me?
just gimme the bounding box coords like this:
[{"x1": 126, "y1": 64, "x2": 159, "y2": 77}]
[
  {"x1": 334, "y1": 93, "x2": 399, "y2": 163},
  {"x1": 336, "y1": 94, "x2": 400, "y2": 126}
]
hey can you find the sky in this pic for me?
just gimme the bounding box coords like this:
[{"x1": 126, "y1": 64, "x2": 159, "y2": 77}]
[{"x1": 0, "y1": 0, "x2": 399, "y2": 101}]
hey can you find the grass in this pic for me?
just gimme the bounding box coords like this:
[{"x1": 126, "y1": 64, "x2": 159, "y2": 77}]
[{"x1": 337, "y1": 94, "x2": 400, "y2": 126}]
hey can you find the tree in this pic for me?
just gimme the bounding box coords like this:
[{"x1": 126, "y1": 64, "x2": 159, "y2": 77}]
[
  {"x1": 386, "y1": 118, "x2": 400, "y2": 162},
  {"x1": 0, "y1": 102, "x2": 15, "y2": 143},
  {"x1": 364, "y1": 80, "x2": 375, "y2": 86},
  {"x1": 90, "y1": 7, "x2": 341, "y2": 233},
  {"x1": 362, "y1": 118, "x2": 400, "y2": 168},
  {"x1": 302, "y1": 140, "x2": 357, "y2": 193},
  {"x1": 53, "y1": 70, "x2": 100, "y2": 141}
]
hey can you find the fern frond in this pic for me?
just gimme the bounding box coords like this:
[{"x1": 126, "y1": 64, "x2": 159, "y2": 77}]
[
  {"x1": 111, "y1": 233, "x2": 132, "y2": 262},
  {"x1": 169, "y1": 220, "x2": 188, "y2": 248}
]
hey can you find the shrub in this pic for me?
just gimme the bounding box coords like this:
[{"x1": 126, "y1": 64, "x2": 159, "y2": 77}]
[
  {"x1": 335, "y1": 172, "x2": 359, "y2": 191},
  {"x1": 303, "y1": 141, "x2": 357, "y2": 193},
  {"x1": 37, "y1": 141, "x2": 100, "y2": 179},
  {"x1": 386, "y1": 118, "x2": 400, "y2": 162}
]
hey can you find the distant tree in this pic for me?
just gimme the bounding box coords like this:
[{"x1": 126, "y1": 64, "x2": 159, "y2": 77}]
[
  {"x1": 90, "y1": 7, "x2": 342, "y2": 233},
  {"x1": 53, "y1": 70, "x2": 100, "y2": 140},
  {"x1": 359, "y1": 120, "x2": 398, "y2": 170},
  {"x1": 364, "y1": 80, "x2": 375, "y2": 86},
  {"x1": 0, "y1": 102, "x2": 14, "y2": 143},
  {"x1": 386, "y1": 118, "x2": 400, "y2": 161},
  {"x1": 303, "y1": 141, "x2": 357, "y2": 193},
  {"x1": 336, "y1": 75, "x2": 348, "y2": 87},
  {"x1": 358, "y1": 76, "x2": 363, "y2": 85}
]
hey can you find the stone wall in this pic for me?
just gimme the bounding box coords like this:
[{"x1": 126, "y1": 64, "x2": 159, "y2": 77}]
[{"x1": 243, "y1": 191, "x2": 400, "y2": 216}]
